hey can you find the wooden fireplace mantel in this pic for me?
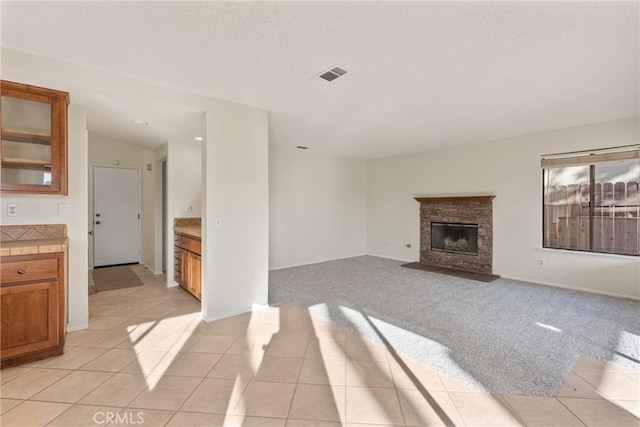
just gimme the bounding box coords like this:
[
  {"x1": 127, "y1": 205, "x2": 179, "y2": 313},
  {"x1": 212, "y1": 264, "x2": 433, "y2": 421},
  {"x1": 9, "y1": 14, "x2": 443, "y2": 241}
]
[{"x1": 414, "y1": 195, "x2": 496, "y2": 203}]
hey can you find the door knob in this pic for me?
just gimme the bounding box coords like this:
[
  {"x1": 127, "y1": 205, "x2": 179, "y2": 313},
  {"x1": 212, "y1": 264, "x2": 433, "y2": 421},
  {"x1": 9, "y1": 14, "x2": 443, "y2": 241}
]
[
  {"x1": 95, "y1": 221, "x2": 101, "y2": 225},
  {"x1": 95, "y1": 213, "x2": 101, "y2": 217}
]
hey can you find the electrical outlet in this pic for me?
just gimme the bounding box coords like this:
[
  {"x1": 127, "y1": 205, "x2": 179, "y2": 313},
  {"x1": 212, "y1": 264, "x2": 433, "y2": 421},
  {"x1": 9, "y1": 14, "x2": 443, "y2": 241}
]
[
  {"x1": 186, "y1": 205, "x2": 193, "y2": 212},
  {"x1": 538, "y1": 259, "x2": 544, "y2": 266},
  {"x1": 7, "y1": 203, "x2": 18, "y2": 217}
]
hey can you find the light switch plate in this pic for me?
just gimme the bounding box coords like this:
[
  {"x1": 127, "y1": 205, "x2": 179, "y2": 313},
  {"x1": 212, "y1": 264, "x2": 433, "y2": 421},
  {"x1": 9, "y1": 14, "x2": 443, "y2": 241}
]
[{"x1": 58, "y1": 203, "x2": 70, "y2": 217}]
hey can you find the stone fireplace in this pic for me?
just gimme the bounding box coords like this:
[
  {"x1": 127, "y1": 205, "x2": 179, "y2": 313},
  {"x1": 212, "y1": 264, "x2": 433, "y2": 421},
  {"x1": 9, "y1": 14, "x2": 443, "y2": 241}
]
[{"x1": 414, "y1": 195, "x2": 496, "y2": 276}]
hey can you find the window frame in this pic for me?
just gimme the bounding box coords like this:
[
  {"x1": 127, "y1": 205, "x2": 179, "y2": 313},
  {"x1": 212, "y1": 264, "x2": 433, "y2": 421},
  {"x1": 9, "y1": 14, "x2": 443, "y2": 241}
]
[{"x1": 541, "y1": 145, "x2": 639, "y2": 257}]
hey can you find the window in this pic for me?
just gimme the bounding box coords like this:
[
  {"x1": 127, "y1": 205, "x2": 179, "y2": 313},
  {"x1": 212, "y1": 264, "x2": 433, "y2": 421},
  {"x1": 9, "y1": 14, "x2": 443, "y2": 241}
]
[{"x1": 542, "y1": 145, "x2": 640, "y2": 256}]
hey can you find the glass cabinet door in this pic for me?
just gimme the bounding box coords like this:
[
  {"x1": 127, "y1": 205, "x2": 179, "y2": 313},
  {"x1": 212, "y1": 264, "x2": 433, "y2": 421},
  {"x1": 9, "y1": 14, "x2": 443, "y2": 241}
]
[
  {"x1": 1, "y1": 81, "x2": 68, "y2": 194},
  {"x1": 1, "y1": 96, "x2": 53, "y2": 187}
]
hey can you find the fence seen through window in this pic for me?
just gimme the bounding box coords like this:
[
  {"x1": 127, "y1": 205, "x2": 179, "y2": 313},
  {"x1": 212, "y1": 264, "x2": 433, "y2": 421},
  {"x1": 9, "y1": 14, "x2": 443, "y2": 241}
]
[{"x1": 542, "y1": 147, "x2": 639, "y2": 256}]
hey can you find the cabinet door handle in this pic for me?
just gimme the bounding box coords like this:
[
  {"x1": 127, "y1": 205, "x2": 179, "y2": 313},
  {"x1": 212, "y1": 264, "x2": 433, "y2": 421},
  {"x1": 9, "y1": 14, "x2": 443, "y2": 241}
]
[{"x1": 17, "y1": 269, "x2": 26, "y2": 275}]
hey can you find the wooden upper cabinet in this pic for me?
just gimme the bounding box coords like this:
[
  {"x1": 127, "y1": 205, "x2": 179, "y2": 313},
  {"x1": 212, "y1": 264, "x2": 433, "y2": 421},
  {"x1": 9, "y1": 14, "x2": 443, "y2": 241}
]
[{"x1": 1, "y1": 80, "x2": 69, "y2": 195}]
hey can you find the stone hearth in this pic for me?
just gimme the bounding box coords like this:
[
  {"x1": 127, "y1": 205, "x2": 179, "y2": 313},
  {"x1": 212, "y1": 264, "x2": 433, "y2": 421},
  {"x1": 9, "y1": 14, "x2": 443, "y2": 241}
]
[{"x1": 414, "y1": 195, "x2": 496, "y2": 275}]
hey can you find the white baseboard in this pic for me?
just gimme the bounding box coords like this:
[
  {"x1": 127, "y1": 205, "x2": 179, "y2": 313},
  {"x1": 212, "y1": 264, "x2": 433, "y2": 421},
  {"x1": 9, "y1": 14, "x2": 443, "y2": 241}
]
[
  {"x1": 142, "y1": 262, "x2": 163, "y2": 275},
  {"x1": 201, "y1": 307, "x2": 252, "y2": 323},
  {"x1": 269, "y1": 254, "x2": 368, "y2": 271},
  {"x1": 367, "y1": 256, "x2": 638, "y2": 300},
  {"x1": 502, "y1": 275, "x2": 640, "y2": 301},
  {"x1": 269, "y1": 253, "x2": 419, "y2": 271},
  {"x1": 366, "y1": 253, "x2": 416, "y2": 263},
  {"x1": 201, "y1": 303, "x2": 272, "y2": 323},
  {"x1": 67, "y1": 323, "x2": 89, "y2": 332},
  {"x1": 269, "y1": 254, "x2": 638, "y2": 301}
]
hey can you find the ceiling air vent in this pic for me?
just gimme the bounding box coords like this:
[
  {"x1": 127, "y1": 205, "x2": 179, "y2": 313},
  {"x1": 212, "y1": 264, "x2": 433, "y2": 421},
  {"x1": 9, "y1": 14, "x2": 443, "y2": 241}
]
[{"x1": 318, "y1": 66, "x2": 347, "y2": 82}]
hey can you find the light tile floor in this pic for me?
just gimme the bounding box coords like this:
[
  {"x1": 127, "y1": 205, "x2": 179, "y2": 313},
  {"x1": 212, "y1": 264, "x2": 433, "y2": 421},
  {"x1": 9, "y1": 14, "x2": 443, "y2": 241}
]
[{"x1": 1, "y1": 265, "x2": 639, "y2": 426}]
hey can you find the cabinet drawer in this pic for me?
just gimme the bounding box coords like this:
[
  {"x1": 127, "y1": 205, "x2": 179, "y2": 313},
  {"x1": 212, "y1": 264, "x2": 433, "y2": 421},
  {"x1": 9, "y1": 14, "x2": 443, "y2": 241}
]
[
  {"x1": 175, "y1": 234, "x2": 201, "y2": 255},
  {"x1": 174, "y1": 235, "x2": 187, "y2": 249},
  {"x1": 1, "y1": 258, "x2": 58, "y2": 284},
  {"x1": 187, "y1": 239, "x2": 201, "y2": 255}
]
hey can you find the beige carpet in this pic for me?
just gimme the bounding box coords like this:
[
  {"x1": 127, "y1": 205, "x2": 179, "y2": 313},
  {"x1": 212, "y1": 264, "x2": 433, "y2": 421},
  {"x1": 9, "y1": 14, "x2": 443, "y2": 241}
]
[{"x1": 91, "y1": 265, "x2": 143, "y2": 292}]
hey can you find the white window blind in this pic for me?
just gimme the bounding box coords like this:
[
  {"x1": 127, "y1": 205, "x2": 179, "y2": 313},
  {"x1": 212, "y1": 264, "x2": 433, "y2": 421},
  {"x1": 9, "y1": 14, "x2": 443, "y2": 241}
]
[{"x1": 541, "y1": 145, "x2": 640, "y2": 168}]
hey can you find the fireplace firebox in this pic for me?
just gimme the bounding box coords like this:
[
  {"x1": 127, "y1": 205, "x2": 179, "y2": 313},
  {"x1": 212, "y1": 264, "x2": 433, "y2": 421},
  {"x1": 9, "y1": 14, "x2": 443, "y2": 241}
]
[{"x1": 431, "y1": 222, "x2": 478, "y2": 255}]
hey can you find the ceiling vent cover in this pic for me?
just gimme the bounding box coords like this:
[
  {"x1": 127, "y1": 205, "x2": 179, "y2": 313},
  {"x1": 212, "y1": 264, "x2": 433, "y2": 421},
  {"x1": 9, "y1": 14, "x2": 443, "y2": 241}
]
[{"x1": 318, "y1": 66, "x2": 347, "y2": 82}]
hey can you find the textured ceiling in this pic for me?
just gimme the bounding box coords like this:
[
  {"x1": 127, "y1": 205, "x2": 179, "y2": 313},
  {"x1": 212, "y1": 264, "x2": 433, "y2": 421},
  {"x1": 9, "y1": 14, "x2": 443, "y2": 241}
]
[{"x1": 2, "y1": 1, "x2": 638, "y2": 158}]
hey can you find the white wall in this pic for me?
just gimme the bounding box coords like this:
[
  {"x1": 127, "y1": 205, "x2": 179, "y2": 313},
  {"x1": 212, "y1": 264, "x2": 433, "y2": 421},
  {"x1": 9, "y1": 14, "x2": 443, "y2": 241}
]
[
  {"x1": 87, "y1": 134, "x2": 156, "y2": 270},
  {"x1": 367, "y1": 116, "x2": 640, "y2": 299},
  {"x1": 164, "y1": 139, "x2": 202, "y2": 286},
  {"x1": 153, "y1": 143, "x2": 168, "y2": 274},
  {"x1": 1, "y1": 105, "x2": 90, "y2": 331},
  {"x1": 142, "y1": 149, "x2": 155, "y2": 271},
  {"x1": 269, "y1": 146, "x2": 367, "y2": 269},
  {"x1": 202, "y1": 102, "x2": 269, "y2": 320},
  {"x1": 2, "y1": 49, "x2": 269, "y2": 327}
]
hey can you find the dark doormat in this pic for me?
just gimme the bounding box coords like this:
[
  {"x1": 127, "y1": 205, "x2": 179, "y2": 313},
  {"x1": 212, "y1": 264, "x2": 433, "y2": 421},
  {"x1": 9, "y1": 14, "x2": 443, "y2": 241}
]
[
  {"x1": 401, "y1": 262, "x2": 500, "y2": 282},
  {"x1": 92, "y1": 266, "x2": 144, "y2": 292}
]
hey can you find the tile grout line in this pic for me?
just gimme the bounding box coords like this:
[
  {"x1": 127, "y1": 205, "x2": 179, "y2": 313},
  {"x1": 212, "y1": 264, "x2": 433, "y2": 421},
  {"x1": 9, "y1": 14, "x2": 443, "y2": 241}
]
[
  {"x1": 441, "y1": 389, "x2": 468, "y2": 427},
  {"x1": 2, "y1": 368, "x2": 75, "y2": 401},
  {"x1": 28, "y1": 370, "x2": 116, "y2": 406},
  {"x1": 554, "y1": 396, "x2": 594, "y2": 426},
  {"x1": 45, "y1": 402, "x2": 126, "y2": 427},
  {"x1": 173, "y1": 347, "x2": 226, "y2": 414},
  {"x1": 570, "y1": 369, "x2": 639, "y2": 402},
  {"x1": 497, "y1": 394, "x2": 538, "y2": 427},
  {"x1": 284, "y1": 321, "x2": 314, "y2": 423}
]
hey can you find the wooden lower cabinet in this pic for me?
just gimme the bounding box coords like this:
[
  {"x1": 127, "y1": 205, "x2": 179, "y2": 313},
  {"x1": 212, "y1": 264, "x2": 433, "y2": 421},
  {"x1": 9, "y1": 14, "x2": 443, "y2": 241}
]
[
  {"x1": 181, "y1": 248, "x2": 191, "y2": 287},
  {"x1": 1, "y1": 252, "x2": 66, "y2": 368},
  {"x1": 189, "y1": 253, "x2": 201, "y2": 299},
  {"x1": 174, "y1": 233, "x2": 201, "y2": 300}
]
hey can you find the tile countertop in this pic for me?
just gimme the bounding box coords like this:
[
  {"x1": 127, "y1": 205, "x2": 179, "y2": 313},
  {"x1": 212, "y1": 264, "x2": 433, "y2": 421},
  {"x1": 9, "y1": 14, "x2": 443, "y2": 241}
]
[
  {"x1": 1, "y1": 224, "x2": 69, "y2": 256},
  {"x1": 0, "y1": 238, "x2": 69, "y2": 257},
  {"x1": 175, "y1": 226, "x2": 201, "y2": 240}
]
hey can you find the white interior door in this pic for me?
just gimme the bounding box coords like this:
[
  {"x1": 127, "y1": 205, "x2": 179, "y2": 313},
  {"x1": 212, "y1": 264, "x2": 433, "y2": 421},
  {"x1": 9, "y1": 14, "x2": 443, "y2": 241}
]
[{"x1": 93, "y1": 166, "x2": 140, "y2": 267}]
